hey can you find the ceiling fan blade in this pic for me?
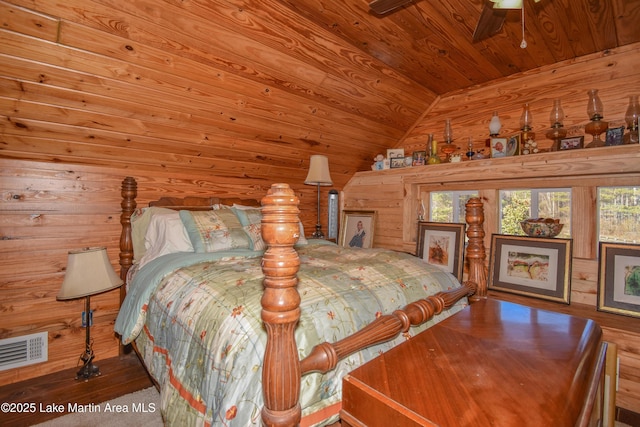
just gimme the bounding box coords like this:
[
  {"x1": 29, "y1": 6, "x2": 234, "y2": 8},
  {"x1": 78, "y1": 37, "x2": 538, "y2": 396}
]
[
  {"x1": 472, "y1": 1, "x2": 507, "y2": 42},
  {"x1": 369, "y1": 0, "x2": 413, "y2": 15}
]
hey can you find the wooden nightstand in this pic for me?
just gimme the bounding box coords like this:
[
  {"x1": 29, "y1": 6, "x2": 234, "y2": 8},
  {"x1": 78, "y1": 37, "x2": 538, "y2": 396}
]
[{"x1": 341, "y1": 298, "x2": 608, "y2": 427}]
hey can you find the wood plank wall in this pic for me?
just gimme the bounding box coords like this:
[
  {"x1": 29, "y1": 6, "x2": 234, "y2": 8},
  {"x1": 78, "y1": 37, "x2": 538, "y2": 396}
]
[{"x1": 342, "y1": 46, "x2": 640, "y2": 412}]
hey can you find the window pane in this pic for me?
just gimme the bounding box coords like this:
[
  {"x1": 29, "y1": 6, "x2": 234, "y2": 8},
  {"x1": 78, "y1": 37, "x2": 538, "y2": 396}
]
[
  {"x1": 500, "y1": 189, "x2": 571, "y2": 237},
  {"x1": 430, "y1": 191, "x2": 479, "y2": 223},
  {"x1": 598, "y1": 187, "x2": 640, "y2": 243}
]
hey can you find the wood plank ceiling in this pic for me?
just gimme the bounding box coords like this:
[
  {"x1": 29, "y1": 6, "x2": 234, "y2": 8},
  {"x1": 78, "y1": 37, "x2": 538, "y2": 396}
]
[{"x1": 1, "y1": 0, "x2": 639, "y2": 185}]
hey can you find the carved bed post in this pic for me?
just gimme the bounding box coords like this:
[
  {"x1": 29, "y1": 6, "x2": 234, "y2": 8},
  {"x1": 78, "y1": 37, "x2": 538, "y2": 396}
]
[
  {"x1": 119, "y1": 177, "x2": 137, "y2": 292},
  {"x1": 260, "y1": 184, "x2": 302, "y2": 427},
  {"x1": 465, "y1": 197, "x2": 487, "y2": 301}
]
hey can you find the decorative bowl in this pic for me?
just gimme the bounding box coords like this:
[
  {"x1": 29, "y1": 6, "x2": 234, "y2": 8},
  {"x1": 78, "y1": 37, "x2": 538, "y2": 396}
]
[{"x1": 520, "y1": 219, "x2": 564, "y2": 238}]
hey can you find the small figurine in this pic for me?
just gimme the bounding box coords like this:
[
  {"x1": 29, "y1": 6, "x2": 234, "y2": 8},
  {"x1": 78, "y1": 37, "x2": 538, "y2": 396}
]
[{"x1": 372, "y1": 153, "x2": 385, "y2": 170}]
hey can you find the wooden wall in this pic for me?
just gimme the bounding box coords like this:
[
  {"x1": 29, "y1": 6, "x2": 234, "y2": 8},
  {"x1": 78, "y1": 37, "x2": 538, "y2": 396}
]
[
  {"x1": 0, "y1": 160, "x2": 324, "y2": 386},
  {"x1": 342, "y1": 46, "x2": 640, "y2": 411}
]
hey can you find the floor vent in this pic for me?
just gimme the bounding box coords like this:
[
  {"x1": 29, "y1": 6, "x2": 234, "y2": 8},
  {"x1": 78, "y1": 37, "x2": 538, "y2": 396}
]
[{"x1": 0, "y1": 332, "x2": 48, "y2": 371}]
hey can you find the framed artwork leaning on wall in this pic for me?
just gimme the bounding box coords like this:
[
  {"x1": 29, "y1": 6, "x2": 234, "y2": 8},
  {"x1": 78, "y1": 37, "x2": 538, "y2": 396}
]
[
  {"x1": 598, "y1": 242, "x2": 640, "y2": 318},
  {"x1": 339, "y1": 210, "x2": 376, "y2": 249},
  {"x1": 489, "y1": 234, "x2": 572, "y2": 304},
  {"x1": 416, "y1": 222, "x2": 465, "y2": 282}
]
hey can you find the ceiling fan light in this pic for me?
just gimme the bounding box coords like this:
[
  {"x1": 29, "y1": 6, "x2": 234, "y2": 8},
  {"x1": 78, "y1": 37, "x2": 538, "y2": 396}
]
[{"x1": 490, "y1": 0, "x2": 523, "y2": 9}]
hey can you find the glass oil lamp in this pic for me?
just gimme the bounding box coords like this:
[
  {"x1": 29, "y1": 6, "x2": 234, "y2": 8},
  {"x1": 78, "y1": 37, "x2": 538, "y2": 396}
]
[
  {"x1": 520, "y1": 103, "x2": 536, "y2": 145},
  {"x1": 546, "y1": 99, "x2": 567, "y2": 151},
  {"x1": 584, "y1": 89, "x2": 608, "y2": 148},
  {"x1": 624, "y1": 95, "x2": 639, "y2": 144},
  {"x1": 441, "y1": 118, "x2": 457, "y2": 161},
  {"x1": 489, "y1": 112, "x2": 502, "y2": 136}
]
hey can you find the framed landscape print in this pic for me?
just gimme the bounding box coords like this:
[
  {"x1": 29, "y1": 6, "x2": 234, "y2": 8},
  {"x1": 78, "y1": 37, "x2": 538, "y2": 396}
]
[
  {"x1": 339, "y1": 210, "x2": 376, "y2": 249},
  {"x1": 597, "y1": 242, "x2": 640, "y2": 318},
  {"x1": 489, "y1": 234, "x2": 572, "y2": 304},
  {"x1": 416, "y1": 222, "x2": 466, "y2": 282}
]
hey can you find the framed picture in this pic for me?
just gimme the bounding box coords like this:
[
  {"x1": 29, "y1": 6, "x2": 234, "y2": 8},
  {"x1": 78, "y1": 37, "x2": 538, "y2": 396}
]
[
  {"x1": 597, "y1": 242, "x2": 640, "y2": 318},
  {"x1": 605, "y1": 126, "x2": 625, "y2": 146},
  {"x1": 389, "y1": 157, "x2": 405, "y2": 168},
  {"x1": 506, "y1": 133, "x2": 520, "y2": 156},
  {"x1": 386, "y1": 148, "x2": 405, "y2": 161},
  {"x1": 412, "y1": 150, "x2": 426, "y2": 166},
  {"x1": 490, "y1": 137, "x2": 508, "y2": 158},
  {"x1": 416, "y1": 222, "x2": 466, "y2": 282},
  {"x1": 489, "y1": 234, "x2": 572, "y2": 304},
  {"x1": 339, "y1": 210, "x2": 376, "y2": 249},
  {"x1": 559, "y1": 136, "x2": 584, "y2": 150}
]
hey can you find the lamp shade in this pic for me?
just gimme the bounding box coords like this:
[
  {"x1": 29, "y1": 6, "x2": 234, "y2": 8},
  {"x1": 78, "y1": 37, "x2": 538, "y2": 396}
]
[
  {"x1": 304, "y1": 155, "x2": 333, "y2": 186},
  {"x1": 57, "y1": 247, "x2": 123, "y2": 300}
]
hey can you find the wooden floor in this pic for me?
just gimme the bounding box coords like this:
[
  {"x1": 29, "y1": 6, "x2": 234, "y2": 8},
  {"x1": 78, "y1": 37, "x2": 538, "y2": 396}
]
[{"x1": 0, "y1": 352, "x2": 154, "y2": 427}]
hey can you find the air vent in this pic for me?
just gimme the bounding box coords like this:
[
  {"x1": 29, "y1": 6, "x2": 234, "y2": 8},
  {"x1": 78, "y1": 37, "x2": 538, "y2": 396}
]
[{"x1": 0, "y1": 332, "x2": 48, "y2": 371}]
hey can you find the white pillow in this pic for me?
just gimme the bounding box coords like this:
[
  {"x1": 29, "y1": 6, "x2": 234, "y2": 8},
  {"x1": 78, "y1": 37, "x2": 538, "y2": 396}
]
[{"x1": 138, "y1": 212, "x2": 193, "y2": 267}]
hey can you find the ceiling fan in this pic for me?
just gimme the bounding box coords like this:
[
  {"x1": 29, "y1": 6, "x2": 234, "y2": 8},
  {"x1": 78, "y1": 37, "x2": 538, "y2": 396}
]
[{"x1": 368, "y1": 0, "x2": 540, "y2": 43}]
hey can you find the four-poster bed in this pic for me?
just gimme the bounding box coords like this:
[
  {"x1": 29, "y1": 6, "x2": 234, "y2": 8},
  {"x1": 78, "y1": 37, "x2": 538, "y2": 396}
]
[{"x1": 115, "y1": 177, "x2": 604, "y2": 426}]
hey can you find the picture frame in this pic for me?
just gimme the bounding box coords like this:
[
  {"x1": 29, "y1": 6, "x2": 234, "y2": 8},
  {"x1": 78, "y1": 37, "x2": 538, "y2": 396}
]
[
  {"x1": 389, "y1": 157, "x2": 405, "y2": 168},
  {"x1": 386, "y1": 148, "x2": 405, "y2": 161},
  {"x1": 412, "y1": 150, "x2": 426, "y2": 166},
  {"x1": 488, "y1": 234, "x2": 572, "y2": 304},
  {"x1": 416, "y1": 222, "x2": 466, "y2": 282},
  {"x1": 339, "y1": 210, "x2": 376, "y2": 249},
  {"x1": 597, "y1": 242, "x2": 640, "y2": 318},
  {"x1": 605, "y1": 126, "x2": 625, "y2": 146},
  {"x1": 559, "y1": 136, "x2": 584, "y2": 150},
  {"x1": 490, "y1": 137, "x2": 508, "y2": 158},
  {"x1": 506, "y1": 133, "x2": 520, "y2": 156}
]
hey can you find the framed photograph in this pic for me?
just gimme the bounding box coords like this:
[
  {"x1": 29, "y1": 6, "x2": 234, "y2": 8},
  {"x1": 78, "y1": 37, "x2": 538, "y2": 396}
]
[
  {"x1": 412, "y1": 150, "x2": 426, "y2": 166},
  {"x1": 386, "y1": 148, "x2": 405, "y2": 161},
  {"x1": 489, "y1": 234, "x2": 572, "y2": 304},
  {"x1": 597, "y1": 242, "x2": 640, "y2": 318},
  {"x1": 605, "y1": 126, "x2": 625, "y2": 146},
  {"x1": 416, "y1": 222, "x2": 466, "y2": 282},
  {"x1": 389, "y1": 157, "x2": 405, "y2": 168},
  {"x1": 339, "y1": 210, "x2": 376, "y2": 249},
  {"x1": 506, "y1": 133, "x2": 520, "y2": 156},
  {"x1": 490, "y1": 137, "x2": 508, "y2": 158},
  {"x1": 559, "y1": 136, "x2": 584, "y2": 150}
]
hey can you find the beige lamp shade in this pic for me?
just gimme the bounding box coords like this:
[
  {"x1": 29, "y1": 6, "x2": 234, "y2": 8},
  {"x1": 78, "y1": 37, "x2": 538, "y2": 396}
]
[
  {"x1": 57, "y1": 247, "x2": 123, "y2": 300},
  {"x1": 304, "y1": 155, "x2": 333, "y2": 186}
]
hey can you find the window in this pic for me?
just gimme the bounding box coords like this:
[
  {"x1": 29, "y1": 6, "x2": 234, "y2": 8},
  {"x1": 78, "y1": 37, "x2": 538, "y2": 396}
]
[
  {"x1": 499, "y1": 189, "x2": 571, "y2": 237},
  {"x1": 429, "y1": 191, "x2": 479, "y2": 223},
  {"x1": 598, "y1": 186, "x2": 640, "y2": 243}
]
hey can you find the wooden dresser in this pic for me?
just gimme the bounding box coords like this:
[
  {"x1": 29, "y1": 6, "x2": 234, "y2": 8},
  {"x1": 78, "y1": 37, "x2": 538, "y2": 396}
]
[{"x1": 340, "y1": 298, "x2": 607, "y2": 427}]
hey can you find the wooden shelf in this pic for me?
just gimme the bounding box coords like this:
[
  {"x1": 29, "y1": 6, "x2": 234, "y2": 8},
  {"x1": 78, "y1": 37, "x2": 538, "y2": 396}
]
[{"x1": 353, "y1": 145, "x2": 640, "y2": 185}]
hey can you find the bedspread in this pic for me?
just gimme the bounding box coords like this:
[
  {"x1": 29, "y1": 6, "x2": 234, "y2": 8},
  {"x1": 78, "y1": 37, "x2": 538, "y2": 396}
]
[{"x1": 114, "y1": 242, "x2": 467, "y2": 427}]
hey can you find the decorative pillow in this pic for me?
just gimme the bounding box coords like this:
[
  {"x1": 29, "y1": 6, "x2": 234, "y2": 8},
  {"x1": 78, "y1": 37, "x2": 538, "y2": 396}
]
[
  {"x1": 138, "y1": 212, "x2": 193, "y2": 267},
  {"x1": 179, "y1": 209, "x2": 250, "y2": 253},
  {"x1": 130, "y1": 206, "x2": 177, "y2": 263},
  {"x1": 232, "y1": 207, "x2": 265, "y2": 251}
]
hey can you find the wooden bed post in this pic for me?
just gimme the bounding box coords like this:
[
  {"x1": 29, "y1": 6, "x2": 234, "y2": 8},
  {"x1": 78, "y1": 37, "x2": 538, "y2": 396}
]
[
  {"x1": 465, "y1": 197, "x2": 487, "y2": 301},
  {"x1": 260, "y1": 184, "x2": 302, "y2": 427},
  {"x1": 119, "y1": 177, "x2": 137, "y2": 295}
]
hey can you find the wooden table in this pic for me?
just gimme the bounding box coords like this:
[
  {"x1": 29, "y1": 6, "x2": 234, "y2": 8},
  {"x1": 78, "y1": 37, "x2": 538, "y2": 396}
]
[{"x1": 341, "y1": 298, "x2": 607, "y2": 427}]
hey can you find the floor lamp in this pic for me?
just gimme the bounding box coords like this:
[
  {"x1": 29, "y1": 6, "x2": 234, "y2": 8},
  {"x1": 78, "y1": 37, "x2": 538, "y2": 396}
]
[
  {"x1": 304, "y1": 155, "x2": 333, "y2": 239},
  {"x1": 57, "y1": 247, "x2": 123, "y2": 380}
]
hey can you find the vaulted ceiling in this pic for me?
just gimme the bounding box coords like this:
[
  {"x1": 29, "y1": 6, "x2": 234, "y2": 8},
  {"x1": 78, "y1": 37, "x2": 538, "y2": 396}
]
[
  {"x1": 285, "y1": 0, "x2": 638, "y2": 96},
  {"x1": 2, "y1": 0, "x2": 639, "y2": 190}
]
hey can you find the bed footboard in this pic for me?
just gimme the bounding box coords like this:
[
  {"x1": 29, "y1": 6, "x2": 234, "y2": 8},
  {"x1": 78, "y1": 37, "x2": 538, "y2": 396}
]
[{"x1": 259, "y1": 183, "x2": 478, "y2": 427}]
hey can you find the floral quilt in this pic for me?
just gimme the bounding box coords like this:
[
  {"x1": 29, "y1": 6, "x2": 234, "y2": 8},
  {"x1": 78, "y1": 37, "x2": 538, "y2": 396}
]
[{"x1": 114, "y1": 242, "x2": 467, "y2": 426}]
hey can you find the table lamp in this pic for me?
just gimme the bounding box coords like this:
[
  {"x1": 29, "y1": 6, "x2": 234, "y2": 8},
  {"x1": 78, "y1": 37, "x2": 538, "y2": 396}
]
[
  {"x1": 304, "y1": 155, "x2": 333, "y2": 238},
  {"x1": 57, "y1": 247, "x2": 123, "y2": 380}
]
